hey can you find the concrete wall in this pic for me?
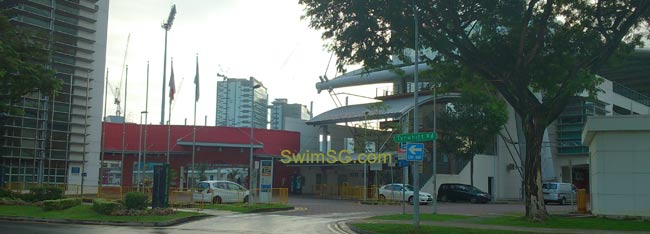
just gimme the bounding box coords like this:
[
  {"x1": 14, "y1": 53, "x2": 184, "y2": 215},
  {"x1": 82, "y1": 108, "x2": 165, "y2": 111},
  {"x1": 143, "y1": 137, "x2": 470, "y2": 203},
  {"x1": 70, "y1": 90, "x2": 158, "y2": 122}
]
[{"x1": 584, "y1": 115, "x2": 650, "y2": 217}]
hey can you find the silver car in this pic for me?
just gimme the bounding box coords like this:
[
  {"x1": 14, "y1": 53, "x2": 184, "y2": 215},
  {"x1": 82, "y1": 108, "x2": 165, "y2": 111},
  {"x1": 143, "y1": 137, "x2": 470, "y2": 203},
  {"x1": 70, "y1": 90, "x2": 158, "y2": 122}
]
[{"x1": 543, "y1": 182, "x2": 576, "y2": 205}]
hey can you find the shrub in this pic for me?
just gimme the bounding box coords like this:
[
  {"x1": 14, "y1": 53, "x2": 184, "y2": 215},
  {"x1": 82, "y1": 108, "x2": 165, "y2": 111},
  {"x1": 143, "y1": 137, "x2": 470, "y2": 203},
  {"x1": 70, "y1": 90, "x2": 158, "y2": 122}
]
[
  {"x1": 0, "y1": 188, "x2": 13, "y2": 198},
  {"x1": 92, "y1": 199, "x2": 121, "y2": 215},
  {"x1": 43, "y1": 198, "x2": 81, "y2": 211},
  {"x1": 124, "y1": 192, "x2": 148, "y2": 210},
  {"x1": 0, "y1": 197, "x2": 27, "y2": 205},
  {"x1": 23, "y1": 186, "x2": 64, "y2": 202}
]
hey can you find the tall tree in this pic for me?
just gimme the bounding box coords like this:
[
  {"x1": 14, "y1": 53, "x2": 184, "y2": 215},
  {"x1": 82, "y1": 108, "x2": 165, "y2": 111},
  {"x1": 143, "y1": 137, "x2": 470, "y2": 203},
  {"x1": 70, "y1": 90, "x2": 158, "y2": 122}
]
[
  {"x1": 0, "y1": 13, "x2": 60, "y2": 114},
  {"x1": 300, "y1": 0, "x2": 650, "y2": 221}
]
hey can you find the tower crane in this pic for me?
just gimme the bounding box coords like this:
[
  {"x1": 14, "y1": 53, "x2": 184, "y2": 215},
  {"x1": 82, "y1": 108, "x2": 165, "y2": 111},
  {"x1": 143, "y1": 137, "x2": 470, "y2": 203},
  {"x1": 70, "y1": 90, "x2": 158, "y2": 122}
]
[{"x1": 109, "y1": 33, "x2": 130, "y2": 116}]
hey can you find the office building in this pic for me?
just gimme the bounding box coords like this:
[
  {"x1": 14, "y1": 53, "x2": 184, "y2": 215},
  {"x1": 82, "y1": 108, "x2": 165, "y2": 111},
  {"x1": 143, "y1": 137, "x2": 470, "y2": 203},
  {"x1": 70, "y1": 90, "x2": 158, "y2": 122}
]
[
  {"x1": 216, "y1": 77, "x2": 268, "y2": 128},
  {"x1": 270, "y1": 98, "x2": 311, "y2": 130},
  {"x1": 0, "y1": 0, "x2": 109, "y2": 190}
]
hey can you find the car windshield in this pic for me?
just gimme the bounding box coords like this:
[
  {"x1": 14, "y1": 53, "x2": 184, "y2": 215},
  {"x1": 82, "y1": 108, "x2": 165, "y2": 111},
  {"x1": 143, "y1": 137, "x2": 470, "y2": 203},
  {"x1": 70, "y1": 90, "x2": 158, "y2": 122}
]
[
  {"x1": 542, "y1": 183, "x2": 557, "y2": 189},
  {"x1": 403, "y1": 185, "x2": 414, "y2": 191}
]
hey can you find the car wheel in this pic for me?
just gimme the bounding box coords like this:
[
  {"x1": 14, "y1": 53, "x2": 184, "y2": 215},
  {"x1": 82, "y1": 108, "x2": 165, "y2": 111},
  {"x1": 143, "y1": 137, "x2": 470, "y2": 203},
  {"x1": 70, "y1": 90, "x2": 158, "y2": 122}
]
[
  {"x1": 470, "y1": 197, "x2": 478, "y2": 204},
  {"x1": 379, "y1": 194, "x2": 386, "y2": 200},
  {"x1": 560, "y1": 197, "x2": 566, "y2": 205},
  {"x1": 440, "y1": 195, "x2": 448, "y2": 202},
  {"x1": 408, "y1": 196, "x2": 414, "y2": 205},
  {"x1": 243, "y1": 196, "x2": 249, "y2": 203},
  {"x1": 212, "y1": 196, "x2": 222, "y2": 204}
]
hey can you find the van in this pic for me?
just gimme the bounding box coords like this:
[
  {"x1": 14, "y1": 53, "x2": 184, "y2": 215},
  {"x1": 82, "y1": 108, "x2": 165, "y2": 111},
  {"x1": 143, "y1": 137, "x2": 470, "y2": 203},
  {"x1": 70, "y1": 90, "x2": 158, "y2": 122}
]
[{"x1": 542, "y1": 182, "x2": 576, "y2": 205}]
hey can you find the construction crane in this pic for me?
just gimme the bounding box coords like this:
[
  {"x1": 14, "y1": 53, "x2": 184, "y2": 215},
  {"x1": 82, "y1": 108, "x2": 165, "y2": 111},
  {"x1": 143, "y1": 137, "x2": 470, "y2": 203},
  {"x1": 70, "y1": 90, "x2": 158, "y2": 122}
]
[{"x1": 109, "y1": 34, "x2": 130, "y2": 116}]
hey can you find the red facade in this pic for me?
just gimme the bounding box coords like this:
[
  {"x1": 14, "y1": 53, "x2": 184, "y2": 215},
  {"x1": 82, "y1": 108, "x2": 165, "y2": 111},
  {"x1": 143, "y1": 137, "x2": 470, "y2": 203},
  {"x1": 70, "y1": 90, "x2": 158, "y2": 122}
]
[{"x1": 102, "y1": 122, "x2": 300, "y2": 188}]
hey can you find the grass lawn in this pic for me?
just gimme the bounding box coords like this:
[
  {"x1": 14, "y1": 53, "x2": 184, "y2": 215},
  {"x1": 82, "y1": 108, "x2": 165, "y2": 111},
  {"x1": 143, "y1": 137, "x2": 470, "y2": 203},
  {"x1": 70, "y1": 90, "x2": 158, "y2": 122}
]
[
  {"x1": 370, "y1": 213, "x2": 474, "y2": 222},
  {"x1": 201, "y1": 203, "x2": 293, "y2": 213},
  {"x1": 0, "y1": 205, "x2": 202, "y2": 223},
  {"x1": 477, "y1": 215, "x2": 650, "y2": 231},
  {"x1": 351, "y1": 223, "x2": 536, "y2": 234}
]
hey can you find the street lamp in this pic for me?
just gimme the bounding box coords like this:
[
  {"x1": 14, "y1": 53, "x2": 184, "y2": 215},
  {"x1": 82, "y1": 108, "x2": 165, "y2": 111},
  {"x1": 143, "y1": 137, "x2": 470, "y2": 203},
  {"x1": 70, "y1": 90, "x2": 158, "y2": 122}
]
[
  {"x1": 249, "y1": 82, "x2": 261, "y2": 205},
  {"x1": 138, "y1": 111, "x2": 148, "y2": 191}
]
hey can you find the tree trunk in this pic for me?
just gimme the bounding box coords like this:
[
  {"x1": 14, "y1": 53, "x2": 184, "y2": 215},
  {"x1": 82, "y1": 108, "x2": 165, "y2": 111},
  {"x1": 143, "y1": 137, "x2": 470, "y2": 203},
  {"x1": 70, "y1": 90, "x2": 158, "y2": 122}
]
[{"x1": 523, "y1": 116, "x2": 549, "y2": 222}]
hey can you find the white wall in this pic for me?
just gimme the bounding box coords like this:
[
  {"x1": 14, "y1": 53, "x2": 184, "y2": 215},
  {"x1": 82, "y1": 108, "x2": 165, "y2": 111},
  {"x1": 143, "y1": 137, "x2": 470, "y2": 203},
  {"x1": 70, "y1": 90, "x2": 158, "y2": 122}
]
[
  {"x1": 421, "y1": 154, "x2": 496, "y2": 196},
  {"x1": 585, "y1": 116, "x2": 650, "y2": 217}
]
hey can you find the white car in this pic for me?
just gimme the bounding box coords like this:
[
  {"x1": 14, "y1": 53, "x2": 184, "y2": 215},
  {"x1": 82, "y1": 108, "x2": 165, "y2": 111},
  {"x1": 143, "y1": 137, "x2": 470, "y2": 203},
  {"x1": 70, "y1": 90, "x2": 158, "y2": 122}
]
[
  {"x1": 193, "y1": 180, "x2": 249, "y2": 204},
  {"x1": 378, "y1": 183, "x2": 434, "y2": 204}
]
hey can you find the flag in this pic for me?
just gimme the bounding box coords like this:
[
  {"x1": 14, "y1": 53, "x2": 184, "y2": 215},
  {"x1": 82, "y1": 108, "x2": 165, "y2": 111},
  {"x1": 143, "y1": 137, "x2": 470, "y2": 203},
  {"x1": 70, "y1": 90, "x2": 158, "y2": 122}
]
[
  {"x1": 194, "y1": 55, "x2": 200, "y2": 102},
  {"x1": 169, "y1": 60, "x2": 175, "y2": 102}
]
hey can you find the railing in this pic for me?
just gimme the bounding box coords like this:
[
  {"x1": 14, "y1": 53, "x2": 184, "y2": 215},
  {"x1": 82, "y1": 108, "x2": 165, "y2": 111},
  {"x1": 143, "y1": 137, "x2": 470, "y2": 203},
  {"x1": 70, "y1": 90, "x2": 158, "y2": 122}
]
[{"x1": 613, "y1": 82, "x2": 650, "y2": 106}]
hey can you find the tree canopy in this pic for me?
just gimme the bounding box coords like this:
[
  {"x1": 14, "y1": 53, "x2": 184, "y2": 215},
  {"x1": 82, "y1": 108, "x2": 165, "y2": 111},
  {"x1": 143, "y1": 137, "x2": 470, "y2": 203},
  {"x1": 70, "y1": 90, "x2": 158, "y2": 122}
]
[
  {"x1": 0, "y1": 13, "x2": 60, "y2": 115},
  {"x1": 300, "y1": 0, "x2": 650, "y2": 221}
]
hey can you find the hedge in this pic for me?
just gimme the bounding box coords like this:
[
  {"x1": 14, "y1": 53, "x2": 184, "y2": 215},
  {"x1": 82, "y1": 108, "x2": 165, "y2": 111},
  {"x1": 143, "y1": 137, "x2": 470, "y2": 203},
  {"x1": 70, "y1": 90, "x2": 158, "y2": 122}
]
[
  {"x1": 124, "y1": 192, "x2": 148, "y2": 210},
  {"x1": 43, "y1": 198, "x2": 81, "y2": 211},
  {"x1": 92, "y1": 199, "x2": 122, "y2": 215},
  {"x1": 22, "y1": 186, "x2": 64, "y2": 202}
]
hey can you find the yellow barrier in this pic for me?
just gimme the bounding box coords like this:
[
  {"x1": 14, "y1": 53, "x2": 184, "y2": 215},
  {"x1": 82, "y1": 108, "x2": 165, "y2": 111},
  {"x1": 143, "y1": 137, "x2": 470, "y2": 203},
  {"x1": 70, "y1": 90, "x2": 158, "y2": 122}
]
[{"x1": 577, "y1": 189, "x2": 587, "y2": 214}]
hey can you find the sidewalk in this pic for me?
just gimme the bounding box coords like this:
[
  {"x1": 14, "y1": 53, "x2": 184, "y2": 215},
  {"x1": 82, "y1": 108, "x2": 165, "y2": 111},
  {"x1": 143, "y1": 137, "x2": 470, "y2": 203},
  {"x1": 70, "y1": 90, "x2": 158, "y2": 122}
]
[{"x1": 350, "y1": 219, "x2": 650, "y2": 234}]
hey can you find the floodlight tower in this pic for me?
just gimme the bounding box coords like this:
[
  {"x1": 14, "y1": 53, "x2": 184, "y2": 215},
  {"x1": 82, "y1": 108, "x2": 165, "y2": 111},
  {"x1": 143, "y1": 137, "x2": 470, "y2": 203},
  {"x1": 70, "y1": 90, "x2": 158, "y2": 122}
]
[{"x1": 160, "y1": 4, "x2": 176, "y2": 125}]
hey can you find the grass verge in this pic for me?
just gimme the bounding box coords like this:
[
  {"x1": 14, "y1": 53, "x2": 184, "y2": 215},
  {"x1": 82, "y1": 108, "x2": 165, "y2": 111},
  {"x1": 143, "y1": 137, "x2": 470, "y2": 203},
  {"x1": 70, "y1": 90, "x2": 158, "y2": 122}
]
[
  {"x1": 201, "y1": 203, "x2": 293, "y2": 213},
  {"x1": 370, "y1": 213, "x2": 473, "y2": 222},
  {"x1": 350, "y1": 223, "x2": 536, "y2": 234},
  {"x1": 477, "y1": 215, "x2": 650, "y2": 231},
  {"x1": 0, "y1": 205, "x2": 202, "y2": 223}
]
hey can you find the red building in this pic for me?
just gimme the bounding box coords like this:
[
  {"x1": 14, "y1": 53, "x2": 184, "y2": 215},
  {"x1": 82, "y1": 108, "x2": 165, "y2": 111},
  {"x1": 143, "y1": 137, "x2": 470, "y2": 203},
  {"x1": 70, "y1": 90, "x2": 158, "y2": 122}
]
[{"x1": 101, "y1": 122, "x2": 300, "y2": 189}]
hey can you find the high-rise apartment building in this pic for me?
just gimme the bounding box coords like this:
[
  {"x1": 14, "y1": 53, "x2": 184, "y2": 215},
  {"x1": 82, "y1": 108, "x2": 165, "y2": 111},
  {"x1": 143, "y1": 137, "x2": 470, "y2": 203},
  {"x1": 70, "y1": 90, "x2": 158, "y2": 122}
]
[
  {"x1": 216, "y1": 77, "x2": 268, "y2": 128},
  {"x1": 0, "y1": 0, "x2": 109, "y2": 189},
  {"x1": 270, "y1": 98, "x2": 311, "y2": 130}
]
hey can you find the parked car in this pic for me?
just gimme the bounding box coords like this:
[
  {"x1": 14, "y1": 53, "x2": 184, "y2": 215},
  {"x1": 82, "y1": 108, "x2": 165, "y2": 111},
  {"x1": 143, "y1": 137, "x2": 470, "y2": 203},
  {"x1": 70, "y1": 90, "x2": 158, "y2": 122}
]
[
  {"x1": 543, "y1": 182, "x2": 576, "y2": 205},
  {"x1": 192, "y1": 180, "x2": 249, "y2": 204},
  {"x1": 378, "y1": 183, "x2": 434, "y2": 204},
  {"x1": 437, "y1": 183, "x2": 490, "y2": 203}
]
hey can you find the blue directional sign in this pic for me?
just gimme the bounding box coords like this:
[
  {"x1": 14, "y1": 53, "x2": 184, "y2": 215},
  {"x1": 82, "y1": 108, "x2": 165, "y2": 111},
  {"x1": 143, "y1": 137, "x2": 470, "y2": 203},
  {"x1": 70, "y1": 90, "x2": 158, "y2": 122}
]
[{"x1": 406, "y1": 143, "x2": 424, "y2": 161}]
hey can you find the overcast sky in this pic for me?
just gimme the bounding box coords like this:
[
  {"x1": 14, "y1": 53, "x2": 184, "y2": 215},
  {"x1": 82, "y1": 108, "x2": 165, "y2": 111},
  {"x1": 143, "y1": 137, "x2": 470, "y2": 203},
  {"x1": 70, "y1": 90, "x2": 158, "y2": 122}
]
[{"x1": 105, "y1": 0, "x2": 382, "y2": 125}]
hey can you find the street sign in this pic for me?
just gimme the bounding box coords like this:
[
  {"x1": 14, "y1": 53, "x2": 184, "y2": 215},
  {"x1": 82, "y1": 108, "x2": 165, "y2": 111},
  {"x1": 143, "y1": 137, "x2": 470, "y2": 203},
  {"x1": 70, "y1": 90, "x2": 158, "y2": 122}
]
[
  {"x1": 397, "y1": 160, "x2": 409, "y2": 167},
  {"x1": 393, "y1": 132, "x2": 437, "y2": 143},
  {"x1": 406, "y1": 143, "x2": 424, "y2": 161},
  {"x1": 397, "y1": 142, "x2": 407, "y2": 153}
]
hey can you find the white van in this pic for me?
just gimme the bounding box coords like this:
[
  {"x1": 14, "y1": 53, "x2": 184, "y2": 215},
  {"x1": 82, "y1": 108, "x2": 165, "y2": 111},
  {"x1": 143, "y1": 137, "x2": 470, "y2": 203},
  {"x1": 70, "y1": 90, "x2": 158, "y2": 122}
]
[{"x1": 542, "y1": 182, "x2": 576, "y2": 205}]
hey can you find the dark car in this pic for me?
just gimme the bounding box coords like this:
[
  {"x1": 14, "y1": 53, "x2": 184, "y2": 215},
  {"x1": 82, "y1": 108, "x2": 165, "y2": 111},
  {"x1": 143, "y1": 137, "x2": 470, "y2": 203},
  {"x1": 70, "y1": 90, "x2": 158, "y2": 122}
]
[{"x1": 437, "y1": 183, "x2": 491, "y2": 203}]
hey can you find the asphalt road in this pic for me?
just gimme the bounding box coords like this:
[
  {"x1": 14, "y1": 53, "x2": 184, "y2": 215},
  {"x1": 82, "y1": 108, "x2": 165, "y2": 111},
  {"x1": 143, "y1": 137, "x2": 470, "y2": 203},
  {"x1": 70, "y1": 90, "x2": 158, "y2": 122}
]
[{"x1": 0, "y1": 197, "x2": 576, "y2": 234}]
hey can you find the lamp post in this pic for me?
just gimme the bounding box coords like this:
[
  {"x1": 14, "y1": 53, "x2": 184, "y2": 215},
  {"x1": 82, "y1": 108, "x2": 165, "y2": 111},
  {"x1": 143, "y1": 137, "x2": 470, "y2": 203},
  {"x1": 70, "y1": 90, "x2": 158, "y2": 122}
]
[
  {"x1": 249, "y1": 82, "x2": 261, "y2": 205},
  {"x1": 160, "y1": 4, "x2": 176, "y2": 125},
  {"x1": 138, "y1": 111, "x2": 147, "y2": 191}
]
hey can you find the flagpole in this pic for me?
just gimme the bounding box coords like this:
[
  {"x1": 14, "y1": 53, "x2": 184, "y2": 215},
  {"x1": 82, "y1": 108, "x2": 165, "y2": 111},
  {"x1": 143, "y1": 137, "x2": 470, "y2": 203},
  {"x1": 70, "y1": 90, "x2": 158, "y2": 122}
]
[
  {"x1": 143, "y1": 62, "x2": 149, "y2": 187},
  {"x1": 121, "y1": 65, "x2": 128, "y2": 189},
  {"x1": 191, "y1": 54, "x2": 198, "y2": 189}
]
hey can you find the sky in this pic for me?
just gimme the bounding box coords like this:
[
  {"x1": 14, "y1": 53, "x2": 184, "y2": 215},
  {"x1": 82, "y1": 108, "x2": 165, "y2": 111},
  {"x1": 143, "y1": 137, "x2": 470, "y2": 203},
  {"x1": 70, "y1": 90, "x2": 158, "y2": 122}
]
[{"x1": 105, "y1": 0, "x2": 382, "y2": 125}]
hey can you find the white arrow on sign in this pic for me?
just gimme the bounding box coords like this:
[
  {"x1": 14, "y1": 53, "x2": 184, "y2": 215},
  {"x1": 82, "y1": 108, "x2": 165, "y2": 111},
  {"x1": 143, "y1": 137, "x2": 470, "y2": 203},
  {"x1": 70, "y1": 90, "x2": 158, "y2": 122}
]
[{"x1": 408, "y1": 145, "x2": 422, "y2": 154}]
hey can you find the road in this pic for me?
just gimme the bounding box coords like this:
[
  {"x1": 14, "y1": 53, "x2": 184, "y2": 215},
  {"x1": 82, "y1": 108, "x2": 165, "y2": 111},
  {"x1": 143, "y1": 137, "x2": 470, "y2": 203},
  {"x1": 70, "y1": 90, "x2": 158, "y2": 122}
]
[{"x1": 0, "y1": 197, "x2": 576, "y2": 234}]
